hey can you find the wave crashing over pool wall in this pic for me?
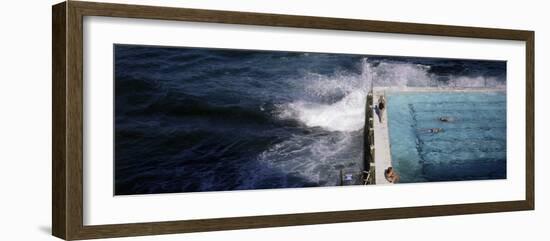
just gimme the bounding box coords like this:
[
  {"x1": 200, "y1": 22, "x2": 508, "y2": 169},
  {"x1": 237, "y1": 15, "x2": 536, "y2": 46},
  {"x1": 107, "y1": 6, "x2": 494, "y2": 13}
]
[{"x1": 114, "y1": 45, "x2": 506, "y2": 194}]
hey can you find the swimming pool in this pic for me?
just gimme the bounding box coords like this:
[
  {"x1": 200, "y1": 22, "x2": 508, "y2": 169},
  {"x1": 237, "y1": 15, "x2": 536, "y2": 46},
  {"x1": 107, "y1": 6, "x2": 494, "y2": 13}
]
[{"x1": 386, "y1": 91, "x2": 506, "y2": 183}]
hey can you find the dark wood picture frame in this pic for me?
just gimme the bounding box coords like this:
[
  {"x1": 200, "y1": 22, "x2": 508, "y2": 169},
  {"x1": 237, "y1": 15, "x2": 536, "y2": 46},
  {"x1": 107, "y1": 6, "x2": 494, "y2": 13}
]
[{"x1": 52, "y1": 1, "x2": 535, "y2": 240}]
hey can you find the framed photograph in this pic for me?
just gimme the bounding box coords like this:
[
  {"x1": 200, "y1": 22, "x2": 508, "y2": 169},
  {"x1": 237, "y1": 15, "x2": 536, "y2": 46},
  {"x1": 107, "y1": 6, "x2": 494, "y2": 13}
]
[{"x1": 52, "y1": 1, "x2": 534, "y2": 240}]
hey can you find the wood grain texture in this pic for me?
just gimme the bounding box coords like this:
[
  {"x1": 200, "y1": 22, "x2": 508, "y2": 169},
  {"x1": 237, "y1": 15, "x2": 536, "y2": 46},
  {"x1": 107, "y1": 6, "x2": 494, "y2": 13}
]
[
  {"x1": 52, "y1": 2, "x2": 67, "y2": 240},
  {"x1": 73, "y1": 201, "x2": 530, "y2": 240},
  {"x1": 51, "y1": 1, "x2": 535, "y2": 240},
  {"x1": 525, "y1": 32, "x2": 535, "y2": 209},
  {"x1": 66, "y1": 2, "x2": 85, "y2": 240},
  {"x1": 72, "y1": 1, "x2": 532, "y2": 40}
]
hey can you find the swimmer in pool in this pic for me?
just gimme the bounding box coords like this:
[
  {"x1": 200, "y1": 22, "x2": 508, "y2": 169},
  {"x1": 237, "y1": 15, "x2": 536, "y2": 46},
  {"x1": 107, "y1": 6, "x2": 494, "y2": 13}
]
[
  {"x1": 430, "y1": 128, "x2": 443, "y2": 133},
  {"x1": 439, "y1": 116, "x2": 454, "y2": 122},
  {"x1": 419, "y1": 128, "x2": 444, "y2": 134}
]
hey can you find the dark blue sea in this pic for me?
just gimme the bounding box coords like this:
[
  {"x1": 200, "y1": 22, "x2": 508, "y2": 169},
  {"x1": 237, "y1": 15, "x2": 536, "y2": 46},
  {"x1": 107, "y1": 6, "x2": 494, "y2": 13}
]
[{"x1": 114, "y1": 45, "x2": 506, "y2": 195}]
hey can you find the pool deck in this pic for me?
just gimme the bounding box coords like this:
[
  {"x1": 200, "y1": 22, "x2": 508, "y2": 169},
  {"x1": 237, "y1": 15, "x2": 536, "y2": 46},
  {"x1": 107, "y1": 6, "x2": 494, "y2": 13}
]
[{"x1": 372, "y1": 89, "x2": 393, "y2": 185}]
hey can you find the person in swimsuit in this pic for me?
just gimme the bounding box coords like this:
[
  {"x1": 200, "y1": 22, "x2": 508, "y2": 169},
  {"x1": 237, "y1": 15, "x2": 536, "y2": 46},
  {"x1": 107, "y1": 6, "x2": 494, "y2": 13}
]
[
  {"x1": 418, "y1": 128, "x2": 444, "y2": 134},
  {"x1": 439, "y1": 116, "x2": 454, "y2": 122},
  {"x1": 384, "y1": 167, "x2": 400, "y2": 183},
  {"x1": 378, "y1": 96, "x2": 386, "y2": 111},
  {"x1": 429, "y1": 128, "x2": 443, "y2": 133},
  {"x1": 376, "y1": 96, "x2": 386, "y2": 123}
]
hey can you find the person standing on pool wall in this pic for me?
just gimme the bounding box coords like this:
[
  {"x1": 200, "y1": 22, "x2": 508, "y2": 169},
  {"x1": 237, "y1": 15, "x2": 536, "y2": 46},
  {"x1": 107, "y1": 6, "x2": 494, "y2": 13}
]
[{"x1": 375, "y1": 95, "x2": 386, "y2": 123}]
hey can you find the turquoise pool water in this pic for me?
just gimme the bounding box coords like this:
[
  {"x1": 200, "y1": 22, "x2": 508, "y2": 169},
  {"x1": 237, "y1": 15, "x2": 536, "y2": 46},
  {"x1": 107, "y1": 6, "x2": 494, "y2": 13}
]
[{"x1": 387, "y1": 91, "x2": 506, "y2": 183}]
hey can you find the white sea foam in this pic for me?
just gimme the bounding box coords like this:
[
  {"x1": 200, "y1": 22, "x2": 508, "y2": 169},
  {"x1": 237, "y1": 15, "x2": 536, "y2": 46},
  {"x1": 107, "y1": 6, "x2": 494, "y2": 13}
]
[
  {"x1": 274, "y1": 58, "x2": 369, "y2": 132},
  {"x1": 370, "y1": 62, "x2": 432, "y2": 87},
  {"x1": 256, "y1": 131, "x2": 360, "y2": 185},
  {"x1": 450, "y1": 76, "x2": 503, "y2": 88},
  {"x1": 277, "y1": 91, "x2": 366, "y2": 132}
]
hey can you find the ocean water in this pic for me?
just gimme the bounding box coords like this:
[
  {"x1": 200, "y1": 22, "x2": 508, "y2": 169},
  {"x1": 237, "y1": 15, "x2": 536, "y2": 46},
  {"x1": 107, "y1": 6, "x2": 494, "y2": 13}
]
[
  {"x1": 387, "y1": 92, "x2": 507, "y2": 183},
  {"x1": 114, "y1": 44, "x2": 506, "y2": 195}
]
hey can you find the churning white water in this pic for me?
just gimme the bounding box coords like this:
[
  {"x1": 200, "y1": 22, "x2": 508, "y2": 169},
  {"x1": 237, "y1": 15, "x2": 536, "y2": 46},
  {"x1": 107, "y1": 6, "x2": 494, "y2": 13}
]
[{"x1": 277, "y1": 91, "x2": 367, "y2": 132}]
